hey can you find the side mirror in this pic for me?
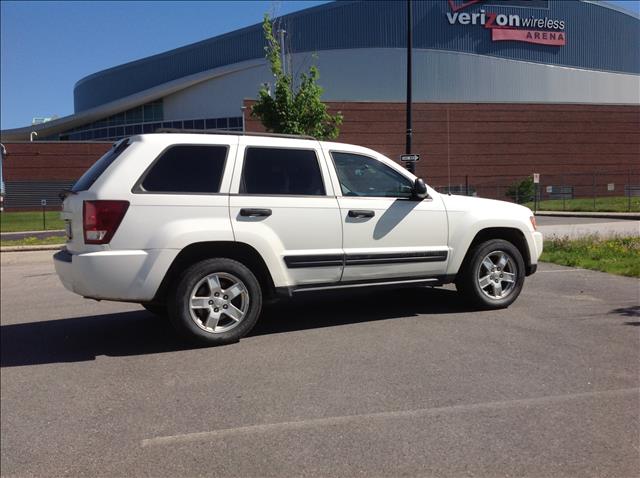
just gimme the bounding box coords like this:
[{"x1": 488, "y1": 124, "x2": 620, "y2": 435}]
[{"x1": 412, "y1": 178, "x2": 428, "y2": 200}]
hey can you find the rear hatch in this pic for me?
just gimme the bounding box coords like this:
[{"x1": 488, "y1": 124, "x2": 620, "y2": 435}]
[{"x1": 60, "y1": 139, "x2": 130, "y2": 253}]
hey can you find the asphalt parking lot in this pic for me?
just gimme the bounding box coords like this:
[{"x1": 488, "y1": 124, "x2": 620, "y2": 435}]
[{"x1": 1, "y1": 251, "x2": 638, "y2": 477}]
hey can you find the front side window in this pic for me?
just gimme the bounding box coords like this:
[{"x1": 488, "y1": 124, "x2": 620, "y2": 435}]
[
  {"x1": 331, "y1": 152, "x2": 413, "y2": 198},
  {"x1": 240, "y1": 147, "x2": 325, "y2": 196},
  {"x1": 139, "y1": 145, "x2": 227, "y2": 193}
]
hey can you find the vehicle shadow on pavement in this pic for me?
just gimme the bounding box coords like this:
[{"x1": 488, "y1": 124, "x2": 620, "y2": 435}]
[
  {"x1": 250, "y1": 286, "x2": 469, "y2": 337},
  {"x1": 1, "y1": 287, "x2": 468, "y2": 368}
]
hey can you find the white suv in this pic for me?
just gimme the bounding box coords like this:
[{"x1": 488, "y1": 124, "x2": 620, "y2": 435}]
[{"x1": 54, "y1": 133, "x2": 543, "y2": 345}]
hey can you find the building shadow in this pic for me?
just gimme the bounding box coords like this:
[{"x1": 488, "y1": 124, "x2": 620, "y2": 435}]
[{"x1": 1, "y1": 287, "x2": 468, "y2": 368}]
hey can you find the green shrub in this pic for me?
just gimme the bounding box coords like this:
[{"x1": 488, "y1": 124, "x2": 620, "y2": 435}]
[{"x1": 505, "y1": 176, "x2": 535, "y2": 204}]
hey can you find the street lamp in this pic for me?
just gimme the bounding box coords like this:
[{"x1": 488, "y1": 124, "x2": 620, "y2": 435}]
[{"x1": 405, "y1": 0, "x2": 415, "y2": 174}]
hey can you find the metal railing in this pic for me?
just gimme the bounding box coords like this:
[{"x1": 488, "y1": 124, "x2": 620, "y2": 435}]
[{"x1": 432, "y1": 171, "x2": 640, "y2": 213}]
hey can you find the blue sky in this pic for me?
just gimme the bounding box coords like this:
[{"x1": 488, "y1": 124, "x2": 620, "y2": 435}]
[{"x1": 1, "y1": 0, "x2": 638, "y2": 130}]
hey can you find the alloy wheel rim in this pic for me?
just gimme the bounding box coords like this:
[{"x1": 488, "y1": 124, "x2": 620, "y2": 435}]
[
  {"x1": 477, "y1": 250, "x2": 517, "y2": 300},
  {"x1": 188, "y1": 272, "x2": 249, "y2": 334}
]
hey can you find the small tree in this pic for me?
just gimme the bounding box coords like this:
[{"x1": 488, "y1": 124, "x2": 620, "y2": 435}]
[
  {"x1": 505, "y1": 176, "x2": 535, "y2": 204},
  {"x1": 251, "y1": 14, "x2": 342, "y2": 140}
]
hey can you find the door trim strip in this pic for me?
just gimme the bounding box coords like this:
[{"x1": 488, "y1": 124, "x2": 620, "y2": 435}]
[{"x1": 283, "y1": 250, "x2": 448, "y2": 269}]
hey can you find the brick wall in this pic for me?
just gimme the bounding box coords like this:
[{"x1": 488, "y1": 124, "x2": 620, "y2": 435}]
[
  {"x1": 245, "y1": 101, "x2": 640, "y2": 197},
  {"x1": 2, "y1": 102, "x2": 639, "y2": 209},
  {"x1": 2, "y1": 142, "x2": 111, "y2": 209},
  {"x1": 3, "y1": 142, "x2": 112, "y2": 181}
]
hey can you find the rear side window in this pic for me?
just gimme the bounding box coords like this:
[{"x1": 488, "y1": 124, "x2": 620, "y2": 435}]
[
  {"x1": 139, "y1": 145, "x2": 227, "y2": 193},
  {"x1": 240, "y1": 147, "x2": 325, "y2": 196},
  {"x1": 72, "y1": 139, "x2": 130, "y2": 192}
]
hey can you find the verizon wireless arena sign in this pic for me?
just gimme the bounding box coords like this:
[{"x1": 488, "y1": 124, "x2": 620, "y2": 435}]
[{"x1": 446, "y1": 0, "x2": 566, "y2": 46}]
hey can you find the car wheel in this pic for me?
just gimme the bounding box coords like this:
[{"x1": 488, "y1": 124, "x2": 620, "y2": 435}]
[
  {"x1": 456, "y1": 239, "x2": 525, "y2": 309},
  {"x1": 141, "y1": 303, "x2": 167, "y2": 317},
  {"x1": 168, "y1": 258, "x2": 262, "y2": 345}
]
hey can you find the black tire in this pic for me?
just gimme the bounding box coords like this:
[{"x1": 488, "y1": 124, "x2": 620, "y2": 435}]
[
  {"x1": 141, "y1": 303, "x2": 167, "y2": 317},
  {"x1": 456, "y1": 239, "x2": 525, "y2": 309},
  {"x1": 168, "y1": 258, "x2": 262, "y2": 346}
]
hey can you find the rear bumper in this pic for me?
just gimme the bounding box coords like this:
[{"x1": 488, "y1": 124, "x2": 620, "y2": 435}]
[{"x1": 53, "y1": 248, "x2": 178, "y2": 302}]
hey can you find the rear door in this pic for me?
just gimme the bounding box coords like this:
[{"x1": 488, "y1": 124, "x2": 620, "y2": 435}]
[
  {"x1": 324, "y1": 147, "x2": 449, "y2": 282},
  {"x1": 229, "y1": 138, "x2": 343, "y2": 286}
]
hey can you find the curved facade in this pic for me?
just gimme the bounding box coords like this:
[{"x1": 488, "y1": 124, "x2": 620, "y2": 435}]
[
  {"x1": 73, "y1": 0, "x2": 639, "y2": 112},
  {"x1": 1, "y1": 0, "x2": 638, "y2": 142}
]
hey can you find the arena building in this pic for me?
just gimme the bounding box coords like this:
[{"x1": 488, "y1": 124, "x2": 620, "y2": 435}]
[{"x1": 1, "y1": 0, "x2": 639, "y2": 209}]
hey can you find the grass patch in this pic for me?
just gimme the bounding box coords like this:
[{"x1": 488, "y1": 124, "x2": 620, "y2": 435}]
[
  {"x1": 0, "y1": 211, "x2": 65, "y2": 233},
  {"x1": 524, "y1": 196, "x2": 640, "y2": 213},
  {"x1": 541, "y1": 236, "x2": 640, "y2": 277},
  {"x1": 0, "y1": 236, "x2": 65, "y2": 247}
]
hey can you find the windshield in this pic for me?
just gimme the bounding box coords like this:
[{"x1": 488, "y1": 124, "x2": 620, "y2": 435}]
[{"x1": 71, "y1": 139, "x2": 130, "y2": 192}]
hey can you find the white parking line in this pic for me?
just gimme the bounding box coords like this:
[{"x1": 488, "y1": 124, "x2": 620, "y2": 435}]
[{"x1": 141, "y1": 387, "x2": 639, "y2": 447}]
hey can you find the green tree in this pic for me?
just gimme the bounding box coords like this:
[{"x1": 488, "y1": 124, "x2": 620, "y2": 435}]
[
  {"x1": 505, "y1": 176, "x2": 535, "y2": 204},
  {"x1": 251, "y1": 14, "x2": 343, "y2": 140}
]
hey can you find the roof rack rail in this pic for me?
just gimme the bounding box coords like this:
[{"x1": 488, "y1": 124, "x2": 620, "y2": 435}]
[{"x1": 154, "y1": 128, "x2": 316, "y2": 140}]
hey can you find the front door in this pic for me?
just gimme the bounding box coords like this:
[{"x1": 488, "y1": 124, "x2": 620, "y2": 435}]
[{"x1": 325, "y1": 149, "x2": 449, "y2": 282}]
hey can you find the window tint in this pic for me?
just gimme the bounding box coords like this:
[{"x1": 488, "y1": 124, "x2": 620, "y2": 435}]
[
  {"x1": 72, "y1": 139, "x2": 130, "y2": 192},
  {"x1": 140, "y1": 145, "x2": 227, "y2": 193},
  {"x1": 241, "y1": 148, "x2": 325, "y2": 196},
  {"x1": 331, "y1": 152, "x2": 413, "y2": 198}
]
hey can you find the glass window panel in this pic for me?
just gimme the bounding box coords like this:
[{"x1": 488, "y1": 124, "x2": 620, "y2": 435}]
[
  {"x1": 141, "y1": 145, "x2": 228, "y2": 193},
  {"x1": 126, "y1": 107, "x2": 143, "y2": 124},
  {"x1": 331, "y1": 152, "x2": 413, "y2": 198},
  {"x1": 241, "y1": 148, "x2": 325, "y2": 196},
  {"x1": 153, "y1": 103, "x2": 163, "y2": 120},
  {"x1": 72, "y1": 139, "x2": 130, "y2": 192},
  {"x1": 143, "y1": 104, "x2": 154, "y2": 122},
  {"x1": 194, "y1": 119, "x2": 204, "y2": 129}
]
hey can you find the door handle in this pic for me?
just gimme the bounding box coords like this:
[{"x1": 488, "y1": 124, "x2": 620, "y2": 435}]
[
  {"x1": 348, "y1": 209, "x2": 375, "y2": 218},
  {"x1": 240, "y1": 208, "x2": 272, "y2": 217}
]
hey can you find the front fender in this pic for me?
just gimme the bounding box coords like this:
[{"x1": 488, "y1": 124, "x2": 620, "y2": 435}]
[{"x1": 445, "y1": 212, "x2": 536, "y2": 276}]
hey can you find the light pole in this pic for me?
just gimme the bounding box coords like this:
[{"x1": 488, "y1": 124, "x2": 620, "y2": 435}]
[{"x1": 405, "y1": 0, "x2": 415, "y2": 174}]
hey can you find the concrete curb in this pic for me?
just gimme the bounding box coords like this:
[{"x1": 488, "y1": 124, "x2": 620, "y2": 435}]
[
  {"x1": 1, "y1": 230, "x2": 65, "y2": 240},
  {"x1": 535, "y1": 211, "x2": 640, "y2": 220},
  {"x1": 0, "y1": 229, "x2": 64, "y2": 236},
  {"x1": 1, "y1": 245, "x2": 64, "y2": 253}
]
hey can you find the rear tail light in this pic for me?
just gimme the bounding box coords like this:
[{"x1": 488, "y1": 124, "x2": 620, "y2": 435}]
[{"x1": 83, "y1": 200, "x2": 129, "y2": 244}]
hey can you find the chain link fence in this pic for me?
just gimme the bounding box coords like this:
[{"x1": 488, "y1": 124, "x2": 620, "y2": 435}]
[{"x1": 432, "y1": 171, "x2": 640, "y2": 212}]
